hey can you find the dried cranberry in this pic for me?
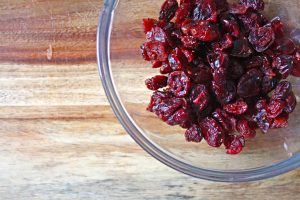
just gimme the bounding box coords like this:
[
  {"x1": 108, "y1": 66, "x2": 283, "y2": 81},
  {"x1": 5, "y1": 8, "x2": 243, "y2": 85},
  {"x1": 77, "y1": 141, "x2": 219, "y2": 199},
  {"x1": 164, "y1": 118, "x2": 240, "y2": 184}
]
[
  {"x1": 207, "y1": 52, "x2": 229, "y2": 70},
  {"x1": 144, "y1": 41, "x2": 169, "y2": 61},
  {"x1": 262, "y1": 76, "x2": 278, "y2": 93},
  {"x1": 187, "y1": 65, "x2": 212, "y2": 84},
  {"x1": 273, "y1": 38, "x2": 296, "y2": 55},
  {"x1": 168, "y1": 71, "x2": 191, "y2": 97},
  {"x1": 238, "y1": 11, "x2": 263, "y2": 33},
  {"x1": 249, "y1": 27, "x2": 275, "y2": 52},
  {"x1": 253, "y1": 109, "x2": 273, "y2": 133},
  {"x1": 272, "y1": 55, "x2": 294, "y2": 79},
  {"x1": 200, "y1": 117, "x2": 224, "y2": 147},
  {"x1": 230, "y1": 37, "x2": 253, "y2": 57},
  {"x1": 168, "y1": 48, "x2": 187, "y2": 71},
  {"x1": 237, "y1": 118, "x2": 256, "y2": 138},
  {"x1": 272, "y1": 81, "x2": 292, "y2": 100},
  {"x1": 188, "y1": 20, "x2": 220, "y2": 42},
  {"x1": 229, "y1": 4, "x2": 249, "y2": 14},
  {"x1": 237, "y1": 69, "x2": 263, "y2": 98},
  {"x1": 185, "y1": 124, "x2": 203, "y2": 143},
  {"x1": 245, "y1": 55, "x2": 263, "y2": 69},
  {"x1": 146, "y1": 27, "x2": 168, "y2": 43},
  {"x1": 270, "y1": 17, "x2": 284, "y2": 38},
  {"x1": 193, "y1": 0, "x2": 217, "y2": 23},
  {"x1": 212, "y1": 108, "x2": 237, "y2": 133},
  {"x1": 181, "y1": 48, "x2": 194, "y2": 62},
  {"x1": 175, "y1": 2, "x2": 192, "y2": 24},
  {"x1": 271, "y1": 113, "x2": 289, "y2": 128},
  {"x1": 211, "y1": 34, "x2": 233, "y2": 51},
  {"x1": 159, "y1": 0, "x2": 178, "y2": 22},
  {"x1": 160, "y1": 62, "x2": 173, "y2": 74},
  {"x1": 145, "y1": 75, "x2": 168, "y2": 90},
  {"x1": 140, "y1": 44, "x2": 151, "y2": 61},
  {"x1": 181, "y1": 36, "x2": 200, "y2": 49},
  {"x1": 284, "y1": 92, "x2": 297, "y2": 113},
  {"x1": 228, "y1": 59, "x2": 245, "y2": 80},
  {"x1": 167, "y1": 108, "x2": 189, "y2": 126},
  {"x1": 239, "y1": 0, "x2": 265, "y2": 11},
  {"x1": 189, "y1": 84, "x2": 210, "y2": 112},
  {"x1": 142, "y1": 18, "x2": 157, "y2": 33},
  {"x1": 267, "y1": 99, "x2": 286, "y2": 118},
  {"x1": 152, "y1": 61, "x2": 163, "y2": 68},
  {"x1": 220, "y1": 14, "x2": 240, "y2": 37},
  {"x1": 224, "y1": 135, "x2": 245, "y2": 155},
  {"x1": 224, "y1": 99, "x2": 248, "y2": 115}
]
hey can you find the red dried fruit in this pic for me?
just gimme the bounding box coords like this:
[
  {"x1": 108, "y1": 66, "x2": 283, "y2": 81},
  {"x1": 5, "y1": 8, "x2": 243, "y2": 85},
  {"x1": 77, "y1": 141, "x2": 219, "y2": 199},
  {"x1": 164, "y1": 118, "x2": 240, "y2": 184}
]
[
  {"x1": 249, "y1": 27, "x2": 275, "y2": 52},
  {"x1": 220, "y1": 14, "x2": 241, "y2": 37},
  {"x1": 270, "y1": 17, "x2": 284, "y2": 38},
  {"x1": 185, "y1": 124, "x2": 203, "y2": 143},
  {"x1": 237, "y1": 11, "x2": 263, "y2": 33},
  {"x1": 207, "y1": 52, "x2": 229, "y2": 70},
  {"x1": 224, "y1": 99, "x2": 248, "y2": 115},
  {"x1": 142, "y1": 18, "x2": 157, "y2": 33},
  {"x1": 167, "y1": 108, "x2": 189, "y2": 126},
  {"x1": 187, "y1": 20, "x2": 220, "y2": 42},
  {"x1": 152, "y1": 61, "x2": 162, "y2": 68},
  {"x1": 146, "y1": 27, "x2": 168, "y2": 43},
  {"x1": 144, "y1": 41, "x2": 169, "y2": 61},
  {"x1": 262, "y1": 76, "x2": 278, "y2": 94},
  {"x1": 160, "y1": 62, "x2": 173, "y2": 74},
  {"x1": 181, "y1": 48, "x2": 194, "y2": 62},
  {"x1": 230, "y1": 37, "x2": 253, "y2": 57},
  {"x1": 224, "y1": 135, "x2": 245, "y2": 155},
  {"x1": 228, "y1": 59, "x2": 245, "y2": 80},
  {"x1": 168, "y1": 48, "x2": 187, "y2": 71},
  {"x1": 245, "y1": 55, "x2": 263, "y2": 69},
  {"x1": 273, "y1": 38, "x2": 296, "y2": 55},
  {"x1": 284, "y1": 92, "x2": 297, "y2": 113},
  {"x1": 237, "y1": 69, "x2": 263, "y2": 98},
  {"x1": 271, "y1": 113, "x2": 289, "y2": 128},
  {"x1": 168, "y1": 71, "x2": 191, "y2": 97},
  {"x1": 212, "y1": 108, "x2": 237, "y2": 133},
  {"x1": 145, "y1": 75, "x2": 168, "y2": 91},
  {"x1": 239, "y1": 0, "x2": 265, "y2": 11},
  {"x1": 175, "y1": 1, "x2": 192, "y2": 24},
  {"x1": 181, "y1": 36, "x2": 200, "y2": 49},
  {"x1": 272, "y1": 81, "x2": 292, "y2": 100},
  {"x1": 189, "y1": 84, "x2": 210, "y2": 112},
  {"x1": 237, "y1": 119, "x2": 256, "y2": 138},
  {"x1": 186, "y1": 65, "x2": 212, "y2": 84},
  {"x1": 229, "y1": 4, "x2": 249, "y2": 14},
  {"x1": 159, "y1": 0, "x2": 179, "y2": 22},
  {"x1": 200, "y1": 117, "x2": 224, "y2": 147},
  {"x1": 211, "y1": 34, "x2": 233, "y2": 51},
  {"x1": 267, "y1": 99, "x2": 286, "y2": 118},
  {"x1": 253, "y1": 109, "x2": 273, "y2": 133},
  {"x1": 193, "y1": 0, "x2": 217, "y2": 23},
  {"x1": 272, "y1": 55, "x2": 294, "y2": 79}
]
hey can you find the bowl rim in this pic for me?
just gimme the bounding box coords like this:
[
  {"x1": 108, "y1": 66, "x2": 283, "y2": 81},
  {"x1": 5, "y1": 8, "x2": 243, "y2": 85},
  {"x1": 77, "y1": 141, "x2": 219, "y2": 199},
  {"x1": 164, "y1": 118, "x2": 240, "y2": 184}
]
[{"x1": 97, "y1": 0, "x2": 300, "y2": 182}]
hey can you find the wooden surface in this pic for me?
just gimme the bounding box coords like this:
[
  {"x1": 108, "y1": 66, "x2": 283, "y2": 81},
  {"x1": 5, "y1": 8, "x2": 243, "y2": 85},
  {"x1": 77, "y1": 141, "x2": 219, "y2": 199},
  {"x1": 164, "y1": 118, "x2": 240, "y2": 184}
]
[{"x1": 0, "y1": 0, "x2": 300, "y2": 199}]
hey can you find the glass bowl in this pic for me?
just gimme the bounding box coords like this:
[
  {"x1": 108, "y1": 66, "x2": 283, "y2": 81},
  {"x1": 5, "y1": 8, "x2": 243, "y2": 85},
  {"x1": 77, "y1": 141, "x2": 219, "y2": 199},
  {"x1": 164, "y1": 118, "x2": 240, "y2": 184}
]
[{"x1": 97, "y1": 0, "x2": 300, "y2": 182}]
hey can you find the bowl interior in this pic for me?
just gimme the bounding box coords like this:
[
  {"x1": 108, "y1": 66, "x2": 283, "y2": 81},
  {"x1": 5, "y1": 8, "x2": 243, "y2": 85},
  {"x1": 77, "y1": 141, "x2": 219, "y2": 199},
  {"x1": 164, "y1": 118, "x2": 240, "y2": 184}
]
[{"x1": 108, "y1": 0, "x2": 300, "y2": 172}]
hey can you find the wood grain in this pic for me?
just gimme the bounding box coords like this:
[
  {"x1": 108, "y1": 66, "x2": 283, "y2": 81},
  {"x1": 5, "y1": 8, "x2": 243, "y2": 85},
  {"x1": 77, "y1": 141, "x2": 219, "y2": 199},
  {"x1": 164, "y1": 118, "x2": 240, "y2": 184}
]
[{"x1": 0, "y1": 0, "x2": 300, "y2": 199}]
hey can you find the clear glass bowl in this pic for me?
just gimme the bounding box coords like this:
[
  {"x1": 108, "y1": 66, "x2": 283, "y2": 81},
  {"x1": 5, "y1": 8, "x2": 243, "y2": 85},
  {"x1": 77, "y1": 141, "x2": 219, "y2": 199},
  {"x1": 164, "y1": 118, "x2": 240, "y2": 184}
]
[{"x1": 97, "y1": 0, "x2": 300, "y2": 182}]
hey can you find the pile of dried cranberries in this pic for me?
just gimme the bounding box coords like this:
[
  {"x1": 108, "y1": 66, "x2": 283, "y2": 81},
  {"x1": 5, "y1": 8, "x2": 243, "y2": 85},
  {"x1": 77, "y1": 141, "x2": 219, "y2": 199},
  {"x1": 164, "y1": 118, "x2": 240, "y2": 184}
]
[{"x1": 140, "y1": 0, "x2": 300, "y2": 154}]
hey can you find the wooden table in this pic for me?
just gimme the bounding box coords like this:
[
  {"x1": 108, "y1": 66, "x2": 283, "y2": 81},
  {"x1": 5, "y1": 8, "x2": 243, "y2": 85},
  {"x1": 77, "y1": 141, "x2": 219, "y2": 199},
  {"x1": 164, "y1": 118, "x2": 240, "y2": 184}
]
[{"x1": 0, "y1": 1, "x2": 299, "y2": 199}]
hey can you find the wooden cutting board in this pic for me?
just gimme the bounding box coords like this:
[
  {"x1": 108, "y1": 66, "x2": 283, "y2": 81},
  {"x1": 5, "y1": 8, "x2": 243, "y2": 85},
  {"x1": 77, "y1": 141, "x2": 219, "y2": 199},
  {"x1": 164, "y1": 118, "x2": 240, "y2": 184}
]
[{"x1": 0, "y1": 0, "x2": 299, "y2": 199}]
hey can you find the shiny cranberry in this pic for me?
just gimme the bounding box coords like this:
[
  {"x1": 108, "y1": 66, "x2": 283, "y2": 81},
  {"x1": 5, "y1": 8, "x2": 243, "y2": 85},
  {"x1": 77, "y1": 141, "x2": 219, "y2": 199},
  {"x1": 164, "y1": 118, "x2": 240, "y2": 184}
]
[
  {"x1": 211, "y1": 34, "x2": 233, "y2": 51},
  {"x1": 144, "y1": 41, "x2": 169, "y2": 61},
  {"x1": 160, "y1": 62, "x2": 173, "y2": 74},
  {"x1": 152, "y1": 61, "x2": 162, "y2": 68},
  {"x1": 272, "y1": 55, "x2": 294, "y2": 79},
  {"x1": 239, "y1": 0, "x2": 265, "y2": 11},
  {"x1": 224, "y1": 135, "x2": 245, "y2": 155},
  {"x1": 200, "y1": 117, "x2": 224, "y2": 147},
  {"x1": 145, "y1": 75, "x2": 168, "y2": 90},
  {"x1": 187, "y1": 65, "x2": 212, "y2": 84},
  {"x1": 230, "y1": 37, "x2": 253, "y2": 57},
  {"x1": 168, "y1": 71, "x2": 191, "y2": 97},
  {"x1": 146, "y1": 27, "x2": 168, "y2": 43},
  {"x1": 142, "y1": 18, "x2": 157, "y2": 33},
  {"x1": 207, "y1": 52, "x2": 229, "y2": 70},
  {"x1": 270, "y1": 17, "x2": 284, "y2": 38},
  {"x1": 181, "y1": 48, "x2": 194, "y2": 62},
  {"x1": 166, "y1": 108, "x2": 189, "y2": 126},
  {"x1": 271, "y1": 113, "x2": 289, "y2": 128},
  {"x1": 159, "y1": 0, "x2": 178, "y2": 22},
  {"x1": 189, "y1": 84, "x2": 210, "y2": 112},
  {"x1": 272, "y1": 81, "x2": 292, "y2": 100},
  {"x1": 284, "y1": 92, "x2": 297, "y2": 113},
  {"x1": 220, "y1": 13, "x2": 241, "y2": 37},
  {"x1": 273, "y1": 38, "x2": 296, "y2": 55},
  {"x1": 189, "y1": 20, "x2": 220, "y2": 42},
  {"x1": 181, "y1": 36, "x2": 200, "y2": 49},
  {"x1": 267, "y1": 99, "x2": 286, "y2": 118},
  {"x1": 249, "y1": 27, "x2": 275, "y2": 52},
  {"x1": 238, "y1": 11, "x2": 263, "y2": 33},
  {"x1": 175, "y1": 2, "x2": 192, "y2": 24},
  {"x1": 237, "y1": 69, "x2": 263, "y2": 98},
  {"x1": 237, "y1": 118, "x2": 256, "y2": 138},
  {"x1": 193, "y1": 0, "x2": 217, "y2": 23},
  {"x1": 212, "y1": 108, "x2": 237, "y2": 133},
  {"x1": 253, "y1": 109, "x2": 273, "y2": 133},
  {"x1": 168, "y1": 48, "x2": 187, "y2": 71},
  {"x1": 185, "y1": 124, "x2": 203, "y2": 143},
  {"x1": 224, "y1": 99, "x2": 248, "y2": 115}
]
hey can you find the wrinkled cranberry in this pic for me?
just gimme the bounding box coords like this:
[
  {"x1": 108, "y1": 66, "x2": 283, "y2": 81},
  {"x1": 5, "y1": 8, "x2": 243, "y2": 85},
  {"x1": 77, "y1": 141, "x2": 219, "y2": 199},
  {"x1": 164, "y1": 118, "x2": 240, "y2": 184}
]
[
  {"x1": 189, "y1": 84, "x2": 210, "y2": 112},
  {"x1": 262, "y1": 76, "x2": 278, "y2": 93},
  {"x1": 229, "y1": 4, "x2": 249, "y2": 14},
  {"x1": 207, "y1": 52, "x2": 229, "y2": 70},
  {"x1": 272, "y1": 55, "x2": 294, "y2": 79},
  {"x1": 237, "y1": 118, "x2": 256, "y2": 138},
  {"x1": 159, "y1": 0, "x2": 178, "y2": 22},
  {"x1": 212, "y1": 108, "x2": 237, "y2": 133},
  {"x1": 160, "y1": 62, "x2": 173, "y2": 74},
  {"x1": 220, "y1": 14, "x2": 240, "y2": 37},
  {"x1": 166, "y1": 108, "x2": 189, "y2": 126},
  {"x1": 146, "y1": 27, "x2": 168, "y2": 43},
  {"x1": 271, "y1": 113, "x2": 289, "y2": 128},
  {"x1": 175, "y1": 1, "x2": 192, "y2": 24},
  {"x1": 145, "y1": 75, "x2": 168, "y2": 90},
  {"x1": 237, "y1": 69, "x2": 263, "y2": 98},
  {"x1": 267, "y1": 99, "x2": 286, "y2": 118},
  {"x1": 211, "y1": 34, "x2": 233, "y2": 51},
  {"x1": 224, "y1": 99, "x2": 248, "y2": 115},
  {"x1": 200, "y1": 117, "x2": 224, "y2": 147},
  {"x1": 181, "y1": 36, "x2": 200, "y2": 49},
  {"x1": 273, "y1": 38, "x2": 296, "y2": 55},
  {"x1": 253, "y1": 109, "x2": 273, "y2": 133},
  {"x1": 229, "y1": 59, "x2": 245, "y2": 80},
  {"x1": 230, "y1": 37, "x2": 253, "y2": 57},
  {"x1": 224, "y1": 135, "x2": 245, "y2": 155},
  {"x1": 181, "y1": 48, "x2": 194, "y2": 62},
  {"x1": 168, "y1": 48, "x2": 187, "y2": 71},
  {"x1": 213, "y1": 68, "x2": 236, "y2": 104},
  {"x1": 239, "y1": 0, "x2": 264, "y2": 11},
  {"x1": 185, "y1": 124, "x2": 203, "y2": 143},
  {"x1": 143, "y1": 18, "x2": 157, "y2": 33},
  {"x1": 249, "y1": 27, "x2": 275, "y2": 52},
  {"x1": 168, "y1": 71, "x2": 191, "y2": 97},
  {"x1": 187, "y1": 65, "x2": 212, "y2": 84},
  {"x1": 193, "y1": 0, "x2": 217, "y2": 23},
  {"x1": 144, "y1": 41, "x2": 169, "y2": 61},
  {"x1": 272, "y1": 81, "x2": 292, "y2": 100},
  {"x1": 270, "y1": 17, "x2": 284, "y2": 38},
  {"x1": 187, "y1": 20, "x2": 220, "y2": 42},
  {"x1": 284, "y1": 92, "x2": 297, "y2": 113},
  {"x1": 238, "y1": 11, "x2": 263, "y2": 33}
]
